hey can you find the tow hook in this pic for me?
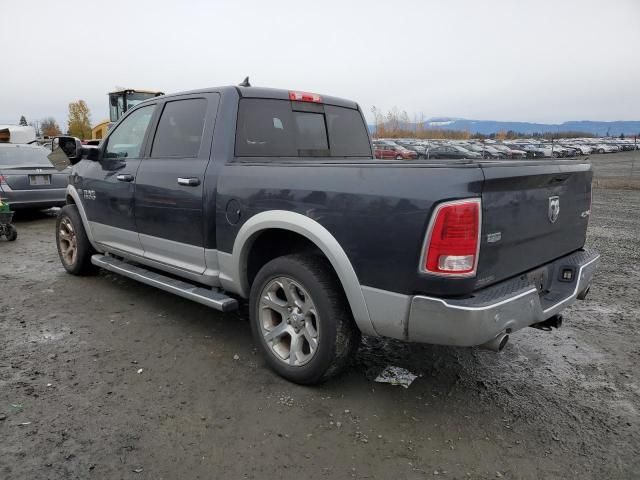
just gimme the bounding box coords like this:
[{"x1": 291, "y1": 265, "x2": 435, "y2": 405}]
[{"x1": 531, "y1": 314, "x2": 563, "y2": 331}]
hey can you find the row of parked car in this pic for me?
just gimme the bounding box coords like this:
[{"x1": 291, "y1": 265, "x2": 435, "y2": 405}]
[{"x1": 373, "y1": 137, "x2": 639, "y2": 160}]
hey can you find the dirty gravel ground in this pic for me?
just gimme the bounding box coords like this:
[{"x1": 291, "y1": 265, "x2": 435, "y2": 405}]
[{"x1": 1, "y1": 187, "x2": 639, "y2": 479}]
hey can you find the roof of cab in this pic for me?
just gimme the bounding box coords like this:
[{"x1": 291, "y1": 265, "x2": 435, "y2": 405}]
[{"x1": 146, "y1": 85, "x2": 359, "y2": 109}]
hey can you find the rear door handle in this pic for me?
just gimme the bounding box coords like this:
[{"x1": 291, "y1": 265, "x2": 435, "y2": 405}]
[
  {"x1": 116, "y1": 174, "x2": 134, "y2": 182},
  {"x1": 178, "y1": 177, "x2": 201, "y2": 186}
]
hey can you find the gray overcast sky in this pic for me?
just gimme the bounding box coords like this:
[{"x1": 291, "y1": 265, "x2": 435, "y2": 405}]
[{"x1": 1, "y1": 0, "x2": 638, "y2": 128}]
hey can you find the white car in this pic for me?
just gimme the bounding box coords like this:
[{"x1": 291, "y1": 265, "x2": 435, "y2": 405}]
[
  {"x1": 594, "y1": 144, "x2": 619, "y2": 154},
  {"x1": 565, "y1": 144, "x2": 592, "y2": 155}
]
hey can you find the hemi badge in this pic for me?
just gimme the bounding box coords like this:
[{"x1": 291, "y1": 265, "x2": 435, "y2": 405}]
[
  {"x1": 487, "y1": 232, "x2": 502, "y2": 243},
  {"x1": 580, "y1": 210, "x2": 591, "y2": 218}
]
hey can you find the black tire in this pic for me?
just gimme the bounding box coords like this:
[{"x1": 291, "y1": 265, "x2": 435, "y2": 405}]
[
  {"x1": 5, "y1": 225, "x2": 17, "y2": 241},
  {"x1": 395, "y1": 155, "x2": 403, "y2": 160},
  {"x1": 249, "y1": 254, "x2": 361, "y2": 385},
  {"x1": 56, "y1": 204, "x2": 98, "y2": 275}
]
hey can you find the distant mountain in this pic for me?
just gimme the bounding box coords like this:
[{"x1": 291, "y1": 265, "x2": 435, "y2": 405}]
[{"x1": 370, "y1": 118, "x2": 640, "y2": 136}]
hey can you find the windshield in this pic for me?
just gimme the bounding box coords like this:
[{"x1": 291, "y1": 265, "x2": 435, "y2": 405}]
[{"x1": 0, "y1": 146, "x2": 53, "y2": 168}]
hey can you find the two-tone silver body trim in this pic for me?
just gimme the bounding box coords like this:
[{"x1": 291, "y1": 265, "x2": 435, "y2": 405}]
[
  {"x1": 363, "y1": 250, "x2": 599, "y2": 345},
  {"x1": 218, "y1": 210, "x2": 376, "y2": 336},
  {"x1": 408, "y1": 251, "x2": 599, "y2": 345},
  {"x1": 68, "y1": 189, "x2": 375, "y2": 335},
  {"x1": 68, "y1": 185, "x2": 221, "y2": 286}
]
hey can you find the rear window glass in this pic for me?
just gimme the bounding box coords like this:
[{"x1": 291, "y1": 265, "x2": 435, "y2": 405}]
[
  {"x1": 0, "y1": 146, "x2": 52, "y2": 167},
  {"x1": 235, "y1": 99, "x2": 371, "y2": 158},
  {"x1": 151, "y1": 98, "x2": 207, "y2": 157},
  {"x1": 325, "y1": 105, "x2": 372, "y2": 156}
]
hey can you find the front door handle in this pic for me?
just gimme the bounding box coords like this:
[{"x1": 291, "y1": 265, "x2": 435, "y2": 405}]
[
  {"x1": 178, "y1": 177, "x2": 201, "y2": 187},
  {"x1": 116, "y1": 174, "x2": 134, "y2": 182}
]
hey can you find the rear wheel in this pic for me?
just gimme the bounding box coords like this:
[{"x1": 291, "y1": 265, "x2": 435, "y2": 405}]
[
  {"x1": 56, "y1": 204, "x2": 97, "y2": 275},
  {"x1": 249, "y1": 254, "x2": 360, "y2": 384},
  {"x1": 395, "y1": 155, "x2": 403, "y2": 160}
]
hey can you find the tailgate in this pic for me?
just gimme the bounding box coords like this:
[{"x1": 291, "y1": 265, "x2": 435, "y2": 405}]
[
  {"x1": 0, "y1": 168, "x2": 68, "y2": 190},
  {"x1": 476, "y1": 161, "x2": 592, "y2": 288}
]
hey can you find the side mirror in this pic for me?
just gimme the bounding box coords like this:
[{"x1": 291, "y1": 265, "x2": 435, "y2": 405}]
[
  {"x1": 48, "y1": 136, "x2": 102, "y2": 171},
  {"x1": 49, "y1": 136, "x2": 83, "y2": 171}
]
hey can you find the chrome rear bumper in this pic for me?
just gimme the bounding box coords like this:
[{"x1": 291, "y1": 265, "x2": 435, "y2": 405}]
[{"x1": 406, "y1": 249, "x2": 599, "y2": 346}]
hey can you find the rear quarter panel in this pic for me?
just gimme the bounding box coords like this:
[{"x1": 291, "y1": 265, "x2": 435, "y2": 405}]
[{"x1": 216, "y1": 161, "x2": 484, "y2": 296}]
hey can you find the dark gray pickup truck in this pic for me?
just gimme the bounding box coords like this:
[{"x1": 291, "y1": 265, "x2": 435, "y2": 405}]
[{"x1": 52, "y1": 85, "x2": 599, "y2": 384}]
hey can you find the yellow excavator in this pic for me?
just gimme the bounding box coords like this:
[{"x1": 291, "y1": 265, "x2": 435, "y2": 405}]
[
  {"x1": 91, "y1": 88, "x2": 164, "y2": 141},
  {"x1": 108, "y1": 88, "x2": 164, "y2": 123}
]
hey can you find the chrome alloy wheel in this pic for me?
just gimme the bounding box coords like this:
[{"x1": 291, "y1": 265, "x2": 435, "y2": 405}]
[
  {"x1": 58, "y1": 217, "x2": 78, "y2": 266},
  {"x1": 259, "y1": 276, "x2": 320, "y2": 367}
]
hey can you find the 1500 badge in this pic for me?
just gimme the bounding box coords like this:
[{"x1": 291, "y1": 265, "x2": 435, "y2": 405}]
[{"x1": 78, "y1": 189, "x2": 96, "y2": 200}]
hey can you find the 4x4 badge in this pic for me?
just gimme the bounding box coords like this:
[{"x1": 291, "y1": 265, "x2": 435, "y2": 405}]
[{"x1": 548, "y1": 196, "x2": 560, "y2": 223}]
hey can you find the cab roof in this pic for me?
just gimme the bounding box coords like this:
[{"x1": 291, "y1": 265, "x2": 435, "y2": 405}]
[{"x1": 150, "y1": 85, "x2": 359, "y2": 109}]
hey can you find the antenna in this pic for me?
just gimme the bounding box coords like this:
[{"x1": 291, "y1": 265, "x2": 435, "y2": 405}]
[{"x1": 239, "y1": 76, "x2": 251, "y2": 87}]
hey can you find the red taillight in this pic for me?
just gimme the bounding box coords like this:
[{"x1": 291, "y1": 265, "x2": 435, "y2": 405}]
[
  {"x1": 422, "y1": 199, "x2": 481, "y2": 276},
  {"x1": 289, "y1": 91, "x2": 322, "y2": 103},
  {"x1": 0, "y1": 175, "x2": 6, "y2": 185}
]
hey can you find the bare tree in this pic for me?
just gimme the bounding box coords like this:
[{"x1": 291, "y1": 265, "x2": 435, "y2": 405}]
[
  {"x1": 41, "y1": 117, "x2": 62, "y2": 137},
  {"x1": 29, "y1": 120, "x2": 41, "y2": 137}
]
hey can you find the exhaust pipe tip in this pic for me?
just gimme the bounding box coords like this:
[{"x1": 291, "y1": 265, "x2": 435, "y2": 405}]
[{"x1": 479, "y1": 333, "x2": 509, "y2": 352}]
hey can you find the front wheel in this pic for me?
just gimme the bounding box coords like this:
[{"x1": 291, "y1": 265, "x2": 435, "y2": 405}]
[
  {"x1": 56, "y1": 204, "x2": 97, "y2": 275},
  {"x1": 249, "y1": 254, "x2": 361, "y2": 384},
  {"x1": 395, "y1": 155, "x2": 403, "y2": 160}
]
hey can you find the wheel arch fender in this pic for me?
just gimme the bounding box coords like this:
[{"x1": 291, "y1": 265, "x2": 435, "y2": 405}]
[
  {"x1": 219, "y1": 210, "x2": 377, "y2": 336},
  {"x1": 65, "y1": 185, "x2": 99, "y2": 251}
]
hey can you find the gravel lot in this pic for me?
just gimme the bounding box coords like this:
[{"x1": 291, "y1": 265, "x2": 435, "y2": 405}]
[{"x1": 1, "y1": 153, "x2": 639, "y2": 479}]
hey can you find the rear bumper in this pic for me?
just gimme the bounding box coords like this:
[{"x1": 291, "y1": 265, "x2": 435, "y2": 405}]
[
  {"x1": 0, "y1": 187, "x2": 66, "y2": 209},
  {"x1": 407, "y1": 249, "x2": 599, "y2": 346},
  {"x1": 361, "y1": 249, "x2": 599, "y2": 346}
]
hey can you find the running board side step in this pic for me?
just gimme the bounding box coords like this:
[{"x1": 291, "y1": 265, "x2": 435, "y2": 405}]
[{"x1": 91, "y1": 254, "x2": 238, "y2": 312}]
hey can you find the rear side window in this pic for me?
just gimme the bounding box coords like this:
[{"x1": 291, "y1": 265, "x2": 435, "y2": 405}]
[
  {"x1": 235, "y1": 99, "x2": 371, "y2": 158},
  {"x1": 151, "y1": 98, "x2": 207, "y2": 157}
]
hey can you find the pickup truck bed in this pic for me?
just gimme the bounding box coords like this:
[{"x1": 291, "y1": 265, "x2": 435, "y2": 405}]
[{"x1": 52, "y1": 84, "x2": 599, "y2": 384}]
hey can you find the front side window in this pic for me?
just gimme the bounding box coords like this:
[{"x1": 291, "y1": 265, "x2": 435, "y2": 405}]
[
  {"x1": 104, "y1": 105, "x2": 155, "y2": 159},
  {"x1": 235, "y1": 99, "x2": 371, "y2": 158},
  {"x1": 151, "y1": 98, "x2": 207, "y2": 157}
]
